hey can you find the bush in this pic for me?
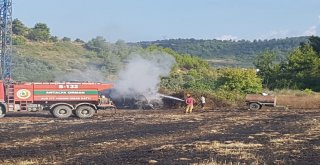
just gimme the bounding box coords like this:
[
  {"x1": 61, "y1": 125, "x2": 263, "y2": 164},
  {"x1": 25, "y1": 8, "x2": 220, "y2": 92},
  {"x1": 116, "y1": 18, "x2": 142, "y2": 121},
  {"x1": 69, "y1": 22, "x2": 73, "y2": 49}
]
[
  {"x1": 50, "y1": 36, "x2": 59, "y2": 42},
  {"x1": 216, "y1": 68, "x2": 263, "y2": 94},
  {"x1": 28, "y1": 23, "x2": 50, "y2": 41},
  {"x1": 159, "y1": 88, "x2": 245, "y2": 109},
  {"x1": 74, "y1": 38, "x2": 84, "y2": 43},
  {"x1": 13, "y1": 36, "x2": 27, "y2": 45},
  {"x1": 62, "y1": 37, "x2": 71, "y2": 42},
  {"x1": 303, "y1": 88, "x2": 313, "y2": 95},
  {"x1": 213, "y1": 89, "x2": 245, "y2": 107}
]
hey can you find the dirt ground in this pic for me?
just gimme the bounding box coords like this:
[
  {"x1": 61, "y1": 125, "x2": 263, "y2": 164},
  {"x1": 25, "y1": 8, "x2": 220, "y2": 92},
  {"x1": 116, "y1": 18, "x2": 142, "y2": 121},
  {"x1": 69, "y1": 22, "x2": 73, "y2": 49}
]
[{"x1": 0, "y1": 107, "x2": 319, "y2": 165}]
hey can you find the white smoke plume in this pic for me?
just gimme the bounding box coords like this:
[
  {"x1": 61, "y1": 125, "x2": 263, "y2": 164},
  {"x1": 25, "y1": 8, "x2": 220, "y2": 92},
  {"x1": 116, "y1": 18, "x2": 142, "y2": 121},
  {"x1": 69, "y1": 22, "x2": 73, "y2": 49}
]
[
  {"x1": 54, "y1": 52, "x2": 176, "y2": 104},
  {"x1": 114, "y1": 52, "x2": 175, "y2": 100}
]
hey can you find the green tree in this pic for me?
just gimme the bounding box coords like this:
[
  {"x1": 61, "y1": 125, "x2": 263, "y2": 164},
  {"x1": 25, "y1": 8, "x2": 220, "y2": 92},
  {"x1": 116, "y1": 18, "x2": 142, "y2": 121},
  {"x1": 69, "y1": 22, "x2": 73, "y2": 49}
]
[
  {"x1": 12, "y1": 18, "x2": 29, "y2": 36},
  {"x1": 308, "y1": 36, "x2": 320, "y2": 55},
  {"x1": 101, "y1": 53, "x2": 122, "y2": 74},
  {"x1": 62, "y1": 37, "x2": 71, "y2": 42},
  {"x1": 253, "y1": 50, "x2": 278, "y2": 88},
  {"x1": 50, "y1": 36, "x2": 59, "y2": 42},
  {"x1": 74, "y1": 38, "x2": 84, "y2": 43},
  {"x1": 255, "y1": 43, "x2": 320, "y2": 91},
  {"x1": 216, "y1": 68, "x2": 262, "y2": 93},
  {"x1": 12, "y1": 36, "x2": 27, "y2": 45},
  {"x1": 85, "y1": 36, "x2": 108, "y2": 52},
  {"x1": 160, "y1": 73, "x2": 184, "y2": 90},
  {"x1": 28, "y1": 23, "x2": 51, "y2": 41},
  {"x1": 286, "y1": 44, "x2": 320, "y2": 90}
]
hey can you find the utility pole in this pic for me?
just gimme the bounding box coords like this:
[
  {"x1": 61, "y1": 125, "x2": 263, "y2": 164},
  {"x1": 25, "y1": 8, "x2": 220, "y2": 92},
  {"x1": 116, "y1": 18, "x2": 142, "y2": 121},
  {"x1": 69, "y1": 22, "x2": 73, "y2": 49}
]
[{"x1": 0, "y1": 0, "x2": 12, "y2": 84}]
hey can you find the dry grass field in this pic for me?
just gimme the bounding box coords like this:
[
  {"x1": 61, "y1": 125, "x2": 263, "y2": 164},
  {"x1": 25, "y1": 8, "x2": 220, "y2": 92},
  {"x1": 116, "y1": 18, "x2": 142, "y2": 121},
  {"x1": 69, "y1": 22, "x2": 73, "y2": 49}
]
[
  {"x1": 0, "y1": 106, "x2": 319, "y2": 165},
  {"x1": 276, "y1": 94, "x2": 320, "y2": 109}
]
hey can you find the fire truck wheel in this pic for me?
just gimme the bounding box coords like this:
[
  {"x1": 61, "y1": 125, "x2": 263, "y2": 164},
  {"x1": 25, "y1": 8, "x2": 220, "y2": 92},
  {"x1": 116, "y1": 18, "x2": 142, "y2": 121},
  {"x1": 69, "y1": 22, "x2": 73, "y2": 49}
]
[
  {"x1": 52, "y1": 105, "x2": 72, "y2": 118},
  {"x1": 0, "y1": 105, "x2": 6, "y2": 118},
  {"x1": 75, "y1": 105, "x2": 95, "y2": 118}
]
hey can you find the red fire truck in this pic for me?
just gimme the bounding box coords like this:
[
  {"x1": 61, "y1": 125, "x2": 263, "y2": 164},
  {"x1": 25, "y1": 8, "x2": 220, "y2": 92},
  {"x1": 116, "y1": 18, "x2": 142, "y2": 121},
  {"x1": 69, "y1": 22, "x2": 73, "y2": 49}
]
[{"x1": 0, "y1": 80, "x2": 114, "y2": 118}]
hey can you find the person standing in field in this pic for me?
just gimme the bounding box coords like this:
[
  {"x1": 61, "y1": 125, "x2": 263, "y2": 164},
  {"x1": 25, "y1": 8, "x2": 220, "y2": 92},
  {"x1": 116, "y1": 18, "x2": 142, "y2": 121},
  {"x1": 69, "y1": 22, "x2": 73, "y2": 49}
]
[
  {"x1": 185, "y1": 94, "x2": 195, "y2": 113},
  {"x1": 200, "y1": 95, "x2": 206, "y2": 111}
]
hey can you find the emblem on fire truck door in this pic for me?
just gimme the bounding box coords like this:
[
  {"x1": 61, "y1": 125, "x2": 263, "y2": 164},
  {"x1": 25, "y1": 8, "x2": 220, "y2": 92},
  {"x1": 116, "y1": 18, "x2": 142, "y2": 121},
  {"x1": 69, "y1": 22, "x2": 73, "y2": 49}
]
[{"x1": 17, "y1": 89, "x2": 31, "y2": 99}]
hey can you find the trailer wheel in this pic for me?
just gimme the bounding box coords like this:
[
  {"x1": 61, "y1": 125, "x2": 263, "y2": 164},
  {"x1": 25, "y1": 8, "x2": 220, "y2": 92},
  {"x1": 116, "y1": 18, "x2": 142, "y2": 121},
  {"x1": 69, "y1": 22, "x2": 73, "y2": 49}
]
[
  {"x1": 0, "y1": 105, "x2": 6, "y2": 118},
  {"x1": 249, "y1": 102, "x2": 261, "y2": 110},
  {"x1": 52, "y1": 105, "x2": 72, "y2": 118},
  {"x1": 75, "y1": 105, "x2": 95, "y2": 118}
]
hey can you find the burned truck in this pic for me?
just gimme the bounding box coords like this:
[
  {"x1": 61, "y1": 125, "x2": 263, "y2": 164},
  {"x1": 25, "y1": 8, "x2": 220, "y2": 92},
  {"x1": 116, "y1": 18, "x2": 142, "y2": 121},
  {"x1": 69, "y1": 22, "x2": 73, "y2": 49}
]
[{"x1": 103, "y1": 88, "x2": 184, "y2": 110}]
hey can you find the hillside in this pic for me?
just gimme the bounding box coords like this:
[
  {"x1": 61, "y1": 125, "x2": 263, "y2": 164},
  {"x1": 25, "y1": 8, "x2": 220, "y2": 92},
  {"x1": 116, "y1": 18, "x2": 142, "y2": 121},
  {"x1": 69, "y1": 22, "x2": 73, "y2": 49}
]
[
  {"x1": 11, "y1": 35, "x2": 320, "y2": 94},
  {"x1": 10, "y1": 16, "x2": 320, "y2": 93},
  {"x1": 135, "y1": 37, "x2": 308, "y2": 67},
  {"x1": 13, "y1": 42, "x2": 94, "y2": 81}
]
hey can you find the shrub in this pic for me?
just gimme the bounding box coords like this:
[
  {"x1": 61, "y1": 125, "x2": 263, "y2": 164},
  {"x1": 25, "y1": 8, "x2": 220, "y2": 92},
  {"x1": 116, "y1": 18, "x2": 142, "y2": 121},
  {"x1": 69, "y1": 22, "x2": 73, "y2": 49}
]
[
  {"x1": 50, "y1": 36, "x2": 59, "y2": 42},
  {"x1": 216, "y1": 68, "x2": 263, "y2": 94},
  {"x1": 303, "y1": 88, "x2": 313, "y2": 95},
  {"x1": 13, "y1": 36, "x2": 27, "y2": 45},
  {"x1": 62, "y1": 37, "x2": 71, "y2": 42}
]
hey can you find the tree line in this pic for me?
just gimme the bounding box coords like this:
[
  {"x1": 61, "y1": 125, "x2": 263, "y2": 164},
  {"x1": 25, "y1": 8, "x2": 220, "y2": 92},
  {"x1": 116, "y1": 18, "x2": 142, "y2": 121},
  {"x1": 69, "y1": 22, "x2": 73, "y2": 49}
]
[
  {"x1": 254, "y1": 36, "x2": 320, "y2": 92},
  {"x1": 135, "y1": 37, "x2": 308, "y2": 67},
  {"x1": 12, "y1": 19, "x2": 84, "y2": 44}
]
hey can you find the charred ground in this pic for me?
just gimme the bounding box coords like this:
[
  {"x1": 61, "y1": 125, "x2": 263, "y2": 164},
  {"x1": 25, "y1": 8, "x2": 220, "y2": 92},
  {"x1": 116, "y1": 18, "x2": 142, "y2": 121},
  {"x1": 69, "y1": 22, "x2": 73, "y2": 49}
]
[{"x1": 0, "y1": 108, "x2": 319, "y2": 165}]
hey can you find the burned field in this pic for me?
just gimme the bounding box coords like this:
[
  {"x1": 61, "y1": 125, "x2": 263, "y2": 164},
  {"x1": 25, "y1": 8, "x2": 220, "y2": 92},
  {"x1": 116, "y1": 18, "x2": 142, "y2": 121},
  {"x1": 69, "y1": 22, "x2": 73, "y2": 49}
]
[{"x1": 0, "y1": 108, "x2": 319, "y2": 165}]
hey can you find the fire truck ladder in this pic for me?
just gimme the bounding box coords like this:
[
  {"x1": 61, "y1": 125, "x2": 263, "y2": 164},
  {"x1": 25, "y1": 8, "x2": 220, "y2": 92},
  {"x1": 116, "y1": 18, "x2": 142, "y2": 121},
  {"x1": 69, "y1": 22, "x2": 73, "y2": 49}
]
[{"x1": 6, "y1": 84, "x2": 15, "y2": 111}]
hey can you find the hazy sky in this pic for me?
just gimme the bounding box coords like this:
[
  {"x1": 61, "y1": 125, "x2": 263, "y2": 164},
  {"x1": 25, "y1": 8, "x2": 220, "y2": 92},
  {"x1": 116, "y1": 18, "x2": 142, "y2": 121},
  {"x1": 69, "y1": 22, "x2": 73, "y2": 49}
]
[{"x1": 14, "y1": 0, "x2": 320, "y2": 42}]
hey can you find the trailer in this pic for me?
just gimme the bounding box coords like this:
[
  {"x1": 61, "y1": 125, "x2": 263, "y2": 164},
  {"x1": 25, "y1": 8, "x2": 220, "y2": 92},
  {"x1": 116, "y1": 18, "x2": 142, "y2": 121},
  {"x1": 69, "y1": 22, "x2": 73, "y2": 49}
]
[
  {"x1": 0, "y1": 80, "x2": 114, "y2": 118},
  {"x1": 245, "y1": 94, "x2": 276, "y2": 110}
]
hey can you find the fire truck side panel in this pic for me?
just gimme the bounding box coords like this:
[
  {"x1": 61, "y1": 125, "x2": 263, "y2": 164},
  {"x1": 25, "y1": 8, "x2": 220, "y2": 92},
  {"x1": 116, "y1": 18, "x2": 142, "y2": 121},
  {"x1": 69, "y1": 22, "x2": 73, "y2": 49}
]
[
  {"x1": 32, "y1": 82, "x2": 113, "y2": 90},
  {"x1": 12, "y1": 82, "x2": 113, "y2": 103},
  {"x1": 32, "y1": 83, "x2": 103, "y2": 103},
  {"x1": 14, "y1": 84, "x2": 34, "y2": 102},
  {"x1": 33, "y1": 93, "x2": 99, "y2": 102}
]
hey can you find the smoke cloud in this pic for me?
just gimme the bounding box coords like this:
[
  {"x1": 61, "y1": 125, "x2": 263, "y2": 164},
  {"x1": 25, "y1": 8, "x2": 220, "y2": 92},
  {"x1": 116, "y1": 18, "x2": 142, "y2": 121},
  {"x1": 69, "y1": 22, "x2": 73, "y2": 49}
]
[
  {"x1": 113, "y1": 52, "x2": 176, "y2": 100},
  {"x1": 54, "y1": 52, "x2": 176, "y2": 104}
]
